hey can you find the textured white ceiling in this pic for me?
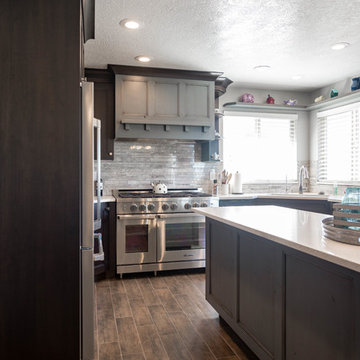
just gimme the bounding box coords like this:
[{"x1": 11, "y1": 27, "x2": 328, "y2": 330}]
[{"x1": 85, "y1": 0, "x2": 360, "y2": 91}]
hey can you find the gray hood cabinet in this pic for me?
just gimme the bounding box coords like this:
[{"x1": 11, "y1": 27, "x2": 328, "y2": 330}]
[{"x1": 109, "y1": 65, "x2": 222, "y2": 140}]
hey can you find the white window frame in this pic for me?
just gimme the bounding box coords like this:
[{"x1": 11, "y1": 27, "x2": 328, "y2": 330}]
[
  {"x1": 221, "y1": 110, "x2": 298, "y2": 183},
  {"x1": 317, "y1": 102, "x2": 360, "y2": 185}
]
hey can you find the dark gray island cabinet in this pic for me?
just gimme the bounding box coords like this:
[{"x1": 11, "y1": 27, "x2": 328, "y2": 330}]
[{"x1": 194, "y1": 206, "x2": 360, "y2": 360}]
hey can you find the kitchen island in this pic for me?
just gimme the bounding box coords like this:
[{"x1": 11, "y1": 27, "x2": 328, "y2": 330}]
[{"x1": 193, "y1": 206, "x2": 360, "y2": 360}]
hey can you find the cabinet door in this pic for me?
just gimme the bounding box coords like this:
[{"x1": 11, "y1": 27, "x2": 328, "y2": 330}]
[
  {"x1": 116, "y1": 75, "x2": 150, "y2": 122},
  {"x1": 94, "y1": 203, "x2": 116, "y2": 280},
  {"x1": 152, "y1": 78, "x2": 181, "y2": 121},
  {"x1": 285, "y1": 252, "x2": 360, "y2": 360},
  {"x1": 85, "y1": 69, "x2": 115, "y2": 160},
  {"x1": 93, "y1": 82, "x2": 115, "y2": 160},
  {"x1": 116, "y1": 75, "x2": 214, "y2": 127},
  {"x1": 238, "y1": 232, "x2": 283, "y2": 360},
  {"x1": 206, "y1": 220, "x2": 238, "y2": 320},
  {"x1": 182, "y1": 79, "x2": 214, "y2": 127}
]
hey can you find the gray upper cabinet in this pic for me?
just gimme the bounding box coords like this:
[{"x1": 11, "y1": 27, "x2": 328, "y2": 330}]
[{"x1": 115, "y1": 74, "x2": 215, "y2": 138}]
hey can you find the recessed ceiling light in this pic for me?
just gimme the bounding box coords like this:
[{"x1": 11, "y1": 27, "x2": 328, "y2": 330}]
[
  {"x1": 292, "y1": 75, "x2": 301, "y2": 80},
  {"x1": 253, "y1": 65, "x2": 271, "y2": 72},
  {"x1": 120, "y1": 18, "x2": 140, "y2": 30},
  {"x1": 135, "y1": 55, "x2": 152, "y2": 63},
  {"x1": 331, "y1": 42, "x2": 350, "y2": 50}
]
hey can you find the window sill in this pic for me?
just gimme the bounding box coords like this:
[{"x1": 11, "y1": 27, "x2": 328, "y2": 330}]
[{"x1": 317, "y1": 181, "x2": 360, "y2": 186}]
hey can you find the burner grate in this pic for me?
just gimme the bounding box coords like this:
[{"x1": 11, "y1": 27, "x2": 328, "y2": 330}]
[{"x1": 116, "y1": 191, "x2": 211, "y2": 199}]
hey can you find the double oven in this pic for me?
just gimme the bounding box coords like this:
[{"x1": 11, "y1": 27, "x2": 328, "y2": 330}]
[{"x1": 114, "y1": 190, "x2": 218, "y2": 276}]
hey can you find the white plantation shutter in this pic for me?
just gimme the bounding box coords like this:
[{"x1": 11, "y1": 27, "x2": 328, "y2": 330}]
[
  {"x1": 317, "y1": 104, "x2": 360, "y2": 182},
  {"x1": 223, "y1": 114, "x2": 297, "y2": 182}
]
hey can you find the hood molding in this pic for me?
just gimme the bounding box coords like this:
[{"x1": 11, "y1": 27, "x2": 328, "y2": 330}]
[{"x1": 109, "y1": 64, "x2": 222, "y2": 82}]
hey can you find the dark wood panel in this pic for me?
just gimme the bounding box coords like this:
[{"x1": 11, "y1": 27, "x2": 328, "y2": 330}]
[
  {"x1": 220, "y1": 198, "x2": 333, "y2": 214},
  {"x1": 85, "y1": 69, "x2": 115, "y2": 160},
  {"x1": 219, "y1": 199, "x2": 258, "y2": 207},
  {"x1": 238, "y1": 232, "x2": 283, "y2": 359},
  {"x1": 95, "y1": 202, "x2": 117, "y2": 280},
  {"x1": 109, "y1": 64, "x2": 223, "y2": 81},
  {"x1": 285, "y1": 252, "x2": 360, "y2": 360},
  {"x1": 207, "y1": 220, "x2": 238, "y2": 320},
  {"x1": 206, "y1": 218, "x2": 360, "y2": 360},
  {"x1": 0, "y1": 1, "x2": 82, "y2": 358}
]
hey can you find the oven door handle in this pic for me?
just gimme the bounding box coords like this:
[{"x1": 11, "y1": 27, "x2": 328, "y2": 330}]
[
  {"x1": 157, "y1": 213, "x2": 205, "y2": 219},
  {"x1": 117, "y1": 214, "x2": 156, "y2": 220}
]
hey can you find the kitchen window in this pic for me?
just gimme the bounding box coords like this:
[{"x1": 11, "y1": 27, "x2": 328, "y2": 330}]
[
  {"x1": 317, "y1": 103, "x2": 360, "y2": 182},
  {"x1": 222, "y1": 113, "x2": 297, "y2": 182}
]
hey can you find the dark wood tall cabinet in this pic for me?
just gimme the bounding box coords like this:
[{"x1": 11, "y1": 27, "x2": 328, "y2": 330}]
[
  {"x1": 0, "y1": 1, "x2": 93, "y2": 358},
  {"x1": 85, "y1": 68, "x2": 115, "y2": 160}
]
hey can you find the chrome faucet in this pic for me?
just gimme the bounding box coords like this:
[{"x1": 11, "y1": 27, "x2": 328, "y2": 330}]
[{"x1": 298, "y1": 165, "x2": 309, "y2": 194}]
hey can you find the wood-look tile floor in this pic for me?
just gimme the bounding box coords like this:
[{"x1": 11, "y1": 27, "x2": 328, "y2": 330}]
[{"x1": 94, "y1": 270, "x2": 258, "y2": 360}]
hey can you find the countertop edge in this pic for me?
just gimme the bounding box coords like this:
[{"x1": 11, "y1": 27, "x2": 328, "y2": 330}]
[
  {"x1": 218, "y1": 194, "x2": 343, "y2": 202},
  {"x1": 93, "y1": 195, "x2": 116, "y2": 203},
  {"x1": 193, "y1": 207, "x2": 360, "y2": 273}
]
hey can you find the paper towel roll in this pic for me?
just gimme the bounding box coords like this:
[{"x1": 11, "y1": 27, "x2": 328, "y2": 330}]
[{"x1": 232, "y1": 171, "x2": 243, "y2": 193}]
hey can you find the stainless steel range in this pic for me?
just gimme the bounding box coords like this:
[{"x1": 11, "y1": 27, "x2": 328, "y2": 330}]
[{"x1": 112, "y1": 188, "x2": 219, "y2": 276}]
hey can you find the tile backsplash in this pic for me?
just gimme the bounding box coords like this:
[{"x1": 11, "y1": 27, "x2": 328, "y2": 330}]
[
  {"x1": 309, "y1": 160, "x2": 359, "y2": 196},
  {"x1": 99, "y1": 141, "x2": 313, "y2": 196},
  {"x1": 99, "y1": 140, "x2": 222, "y2": 195}
]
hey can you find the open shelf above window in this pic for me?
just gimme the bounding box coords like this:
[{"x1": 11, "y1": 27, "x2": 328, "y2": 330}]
[{"x1": 223, "y1": 89, "x2": 360, "y2": 113}]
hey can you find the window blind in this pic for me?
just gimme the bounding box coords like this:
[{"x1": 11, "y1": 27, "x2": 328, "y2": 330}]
[
  {"x1": 222, "y1": 115, "x2": 297, "y2": 182},
  {"x1": 317, "y1": 104, "x2": 360, "y2": 182}
]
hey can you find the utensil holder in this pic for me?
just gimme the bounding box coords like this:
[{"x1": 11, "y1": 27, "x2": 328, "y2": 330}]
[{"x1": 220, "y1": 184, "x2": 230, "y2": 195}]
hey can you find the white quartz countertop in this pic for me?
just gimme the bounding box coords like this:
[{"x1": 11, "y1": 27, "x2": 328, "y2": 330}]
[
  {"x1": 193, "y1": 206, "x2": 360, "y2": 272},
  {"x1": 219, "y1": 193, "x2": 343, "y2": 202},
  {"x1": 93, "y1": 195, "x2": 116, "y2": 203}
]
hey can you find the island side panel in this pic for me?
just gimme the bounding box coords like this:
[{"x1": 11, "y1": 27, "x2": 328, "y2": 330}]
[
  {"x1": 206, "y1": 218, "x2": 284, "y2": 360},
  {"x1": 285, "y1": 250, "x2": 360, "y2": 360},
  {"x1": 206, "y1": 219, "x2": 238, "y2": 321},
  {"x1": 205, "y1": 217, "x2": 360, "y2": 360},
  {"x1": 238, "y1": 232, "x2": 284, "y2": 360}
]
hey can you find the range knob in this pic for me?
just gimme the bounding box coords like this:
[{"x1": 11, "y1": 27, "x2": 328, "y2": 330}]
[
  {"x1": 184, "y1": 203, "x2": 192, "y2": 210},
  {"x1": 200, "y1": 202, "x2": 208, "y2": 207},
  {"x1": 192, "y1": 202, "x2": 200, "y2": 208},
  {"x1": 148, "y1": 203, "x2": 155, "y2": 211},
  {"x1": 130, "y1": 204, "x2": 138, "y2": 212},
  {"x1": 139, "y1": 204, "x2": 147, "y2": 211},
  {"x1": 162, "y1": 203, "x2": 169, "y2": 211},
  {"x1": 170, "y1": 203, "x2": 178, "y2": 210}
]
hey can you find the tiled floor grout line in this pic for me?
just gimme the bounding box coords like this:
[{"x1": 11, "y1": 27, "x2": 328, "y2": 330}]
[
  {"x1": 157, "y1": 273, "x2": 220, "y2": 360},
  {"x1": 184, "y1": 277, "x2": 243, "y2": 360},
  {"x1": 135, "y1": 277, "x2": 170, "y2": 360},
  {"x1": 109, "y1": 281, "x2": 124, "y2": 359},
  {"x1": 174, "y1": 274, "x2": 242, "y2": 360},
  {"x1": 175, "y1": 285, "x2": 223, "y2": 360},
  {"x1": 147, "y1": 275, "x2": 189, "y2": 360},
  {"x1": 125, "y1": 283, "x2": 149, "y2": 360}
]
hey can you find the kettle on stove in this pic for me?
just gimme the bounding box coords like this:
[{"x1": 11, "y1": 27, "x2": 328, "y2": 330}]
[{"x1": 151, "y1": 181, "x2": 168, "y2": 194}]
